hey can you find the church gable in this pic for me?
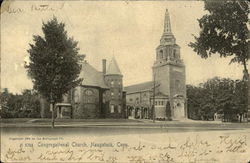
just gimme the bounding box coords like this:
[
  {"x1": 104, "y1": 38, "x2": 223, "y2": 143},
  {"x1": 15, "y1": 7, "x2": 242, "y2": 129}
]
[{"x1": 79, "y1": 61, "x2": 108, "y2": 89}]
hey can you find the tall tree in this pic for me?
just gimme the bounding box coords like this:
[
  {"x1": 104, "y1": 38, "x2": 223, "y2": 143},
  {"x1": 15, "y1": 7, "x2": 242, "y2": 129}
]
[
  {"x1": 189, "y1": 0, "x2": 250, "y2": 120},
  {"x1": 25, "y1": 17, "x2": 83, "y2": 127}
]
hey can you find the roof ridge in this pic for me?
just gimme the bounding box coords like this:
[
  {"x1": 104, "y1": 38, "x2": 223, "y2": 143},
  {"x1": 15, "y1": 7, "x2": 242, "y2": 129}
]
[
  {"x1": 124, "y1": 81, "x2": 153, "y2": 88},
  {"x1": 82, "y1": 61, "x2": 99, "y2": 72},
  {"x1": 124, "y1": 81, "x2": 160, "y2": 94}
]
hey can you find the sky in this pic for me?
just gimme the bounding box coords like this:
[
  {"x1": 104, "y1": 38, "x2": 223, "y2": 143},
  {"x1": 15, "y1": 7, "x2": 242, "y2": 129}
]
[{"x1": 1, "y1": 0, "x2": 246, "y2": 94}]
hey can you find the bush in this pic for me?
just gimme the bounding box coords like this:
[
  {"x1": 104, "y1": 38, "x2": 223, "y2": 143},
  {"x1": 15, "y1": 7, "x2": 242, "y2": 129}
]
[{"x1": 0, "y1": 109, "x2": 18, "y2": 118}]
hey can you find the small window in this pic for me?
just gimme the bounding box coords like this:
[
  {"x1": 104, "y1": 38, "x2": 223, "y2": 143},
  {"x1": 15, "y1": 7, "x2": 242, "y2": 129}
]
[
  {"x1": 111, "y1": 92, "x2": 114, "y2": 96},
  {"x1": 110, "y1": 105, "x2": 114, "y2": 113},
  {"x1": 129, "y1": 98, "x2": 133, "y2": 102}
]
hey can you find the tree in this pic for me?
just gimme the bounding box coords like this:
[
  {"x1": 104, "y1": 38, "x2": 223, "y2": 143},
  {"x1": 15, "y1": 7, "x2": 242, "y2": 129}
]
[
  {"x1": 21, "y1": 89, "x2": 41, "y2": 118},
  {"x1": 0, "y1": 88, "x2": 42, "y2": 118},
  {"x1": 0, "y1": 88, "x2": 11, "y2": 108},
  {"x1": 0, "y1": 88, "x2": 14, "y2": 118},
  {"x1": 189, "y1": 0, "x2": 250, "y2": 120},
  {"x1": 233, "y1": 80, "x2": 248, "y2": 122},
  {"x1": 25, "y1": 17, "x2": 83, "y2": 127},
  {"x1": 187, "y1": 77, "x2": 248, "y2": 122},
  {"x1": 187, "y1": 84, "x2": 205, "y2": 120}
]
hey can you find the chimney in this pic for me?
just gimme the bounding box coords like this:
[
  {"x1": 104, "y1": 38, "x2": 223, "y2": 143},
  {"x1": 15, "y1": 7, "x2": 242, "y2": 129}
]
[
  {"x1": 102, "y1": 59, "x2": 106, "y2": 74},
  {"x1": 78, "y1": 54, "x2": 86, "y2": 64}
]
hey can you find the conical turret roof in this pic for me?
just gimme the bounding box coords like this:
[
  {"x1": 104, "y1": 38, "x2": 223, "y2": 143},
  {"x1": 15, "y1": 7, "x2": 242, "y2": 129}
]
[{"x1": 106, "y1": 57, "x2": 122, "y2": 75}]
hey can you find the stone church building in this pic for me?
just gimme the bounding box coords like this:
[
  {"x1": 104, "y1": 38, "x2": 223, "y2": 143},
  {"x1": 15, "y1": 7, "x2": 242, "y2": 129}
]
[
  {"x1": 48, "y1": 9, "x2": 186, "y2": 120},
  {"x1": 58, "y1": 57, "x2": 126, "y2": 119},
  {"x1": 125, "y1": 9, "x2": 187, "y2": 120}
]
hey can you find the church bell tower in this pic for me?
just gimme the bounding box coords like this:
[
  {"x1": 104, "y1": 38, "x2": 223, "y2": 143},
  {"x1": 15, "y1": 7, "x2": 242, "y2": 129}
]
[{"x1": 152, "y1": 9, "x2": 187, "y2": 119}]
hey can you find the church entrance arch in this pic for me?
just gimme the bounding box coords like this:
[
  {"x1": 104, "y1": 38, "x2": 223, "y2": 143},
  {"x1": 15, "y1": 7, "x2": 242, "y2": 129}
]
[{"x1": 127, "y1": 106, "x2": 134, "y2": 119}]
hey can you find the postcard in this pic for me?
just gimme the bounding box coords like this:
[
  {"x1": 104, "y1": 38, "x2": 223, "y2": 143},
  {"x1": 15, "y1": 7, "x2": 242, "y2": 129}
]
[{"x1": 1, "y1": 0, "x2": 250, "y2": 163}]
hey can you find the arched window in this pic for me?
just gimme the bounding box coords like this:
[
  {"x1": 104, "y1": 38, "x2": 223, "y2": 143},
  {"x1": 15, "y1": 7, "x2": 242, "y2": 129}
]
[
  {"x1": 135, "y1": 97, "x2": 139, "y2": 104},
  {"x1": 110, "y1": 105, "x2": 114, "y2": 113},
  {"x1": 74, "y1": 88, "x2": 80, "y2": 103},
  {"x1": 102, "y1": 92, "x2": 106, "y2": 103},
  {"x1": 118, "y1": 105, "x2": 121, "y2": 113},
  {"x1": 85, "y1": 89, "x2": 94, "y2": 96},
  {"x1": 159, "y1": 50, "x2": 163, "y2": 59},
  {"x1": 114, "y1": 105, "x2": 118, "y2": 113},
  {"x1": 173, "y1": 49, "x2": 176, "y2": 58}
]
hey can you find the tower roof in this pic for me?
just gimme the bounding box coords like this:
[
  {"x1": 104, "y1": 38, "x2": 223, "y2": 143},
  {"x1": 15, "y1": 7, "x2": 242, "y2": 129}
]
[
  {"x1": 106, "y1": 57, "x2": 122, "y2": 75},
  {"x1": 163, "y1": 9, "x2": 172, "y2": 34},
  {"x1": 160, "y1": 8, "x2": 176, "y2": 45}
]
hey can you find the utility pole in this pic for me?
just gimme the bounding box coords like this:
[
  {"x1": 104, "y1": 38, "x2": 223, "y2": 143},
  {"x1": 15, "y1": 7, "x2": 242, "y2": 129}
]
[{"x1": 153, "y1": 73, "x2": 156, "y2": 123}]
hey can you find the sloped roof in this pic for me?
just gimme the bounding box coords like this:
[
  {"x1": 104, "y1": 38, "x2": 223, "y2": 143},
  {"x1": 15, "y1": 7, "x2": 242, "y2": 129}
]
[
  {"x1": 152, "y1": 92, "x2": 169, "y2": 98},
  {"x1": 106, "y1": 57, "x2": 122, "y2": 75},
  {"x1": 124, "y1": 81, "x2": 160, "y2": 94},
  {"x1": 79, "y1": 61, "x2": 108, "y2": 88}
]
